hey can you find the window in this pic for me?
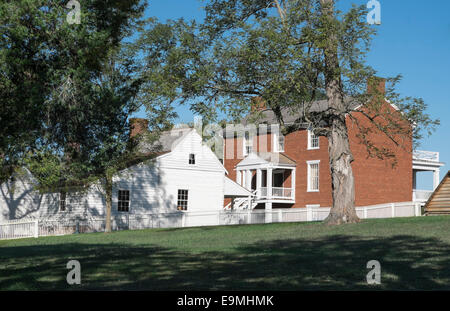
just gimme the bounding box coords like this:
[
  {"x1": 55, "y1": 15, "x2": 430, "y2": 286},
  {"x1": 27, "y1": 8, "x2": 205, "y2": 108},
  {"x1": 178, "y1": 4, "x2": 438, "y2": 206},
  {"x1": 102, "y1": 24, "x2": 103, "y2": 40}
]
[
  {"x1": 307, "y1": 161, "x2": 320, "y2": 192},
  {"x1": 118, "y1": 190, "x2": 130, "y2": 212},
  {"x1": 189, "y1": 153, "x2": 196, "y2": 165},
  {"x1": 273, "y1": 133, "x2": 285, "y2": 152},
  {"x1": 308, "y1": 129, "x2": 320, "y2": 150},
  {"x1": 177, "y1": 189, "x2": 189, "y2": 211},
  {"x1": 243, "y1": 132, "x2": 253, "y2": 156},
  {"x1": 59, "y1": 192, "x2": 66, "y2": 212}
]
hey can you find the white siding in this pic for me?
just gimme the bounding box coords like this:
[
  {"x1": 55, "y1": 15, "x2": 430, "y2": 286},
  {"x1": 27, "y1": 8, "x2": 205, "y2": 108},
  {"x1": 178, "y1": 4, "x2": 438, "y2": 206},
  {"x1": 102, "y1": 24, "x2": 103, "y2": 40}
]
[
  {"x1": 0, "y1": 170, "x2": 41, "y2": 222},
  {"x1": 0, "y1": 130, "x2": 227, "y2": 224}
]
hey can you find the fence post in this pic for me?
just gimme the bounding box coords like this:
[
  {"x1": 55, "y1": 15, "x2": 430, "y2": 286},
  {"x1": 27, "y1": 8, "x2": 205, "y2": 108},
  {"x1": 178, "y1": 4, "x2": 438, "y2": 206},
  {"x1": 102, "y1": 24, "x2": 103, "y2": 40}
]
[
  {"x1": 34, "y1": 219, "x2": 39, "y2": 238},
  {"x1": 278, "y1": 209, "x2": 282, "y2": 223},
  {"x1": 414, "y1": 203, "x2": 420, "y2": 216},
  {"x1": 306, "y1": 205, "x2": 312, "y2": 222},
  {"x1": 363, "y1": 207, "x2": 368, "y2": 219},
  {"x1": 182, "y1": 212, "x2": 186, "y2": 228},
  {"x1": 247, "y1": 210, "x2": 251, "y2": 224},
  {"x1": 391, "y1": 203, "x2": 395, "y2": 218}
]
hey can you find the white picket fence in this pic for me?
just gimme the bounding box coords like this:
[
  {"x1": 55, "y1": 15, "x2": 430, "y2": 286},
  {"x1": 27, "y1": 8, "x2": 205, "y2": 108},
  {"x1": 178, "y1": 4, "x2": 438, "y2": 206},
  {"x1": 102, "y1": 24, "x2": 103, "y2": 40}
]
[
  {"x1": 0, "y1": 201, "x2": 421, "y2": 240},
  {"x1": 0, "y1": 219, "x2": 38, "y2": 240}
]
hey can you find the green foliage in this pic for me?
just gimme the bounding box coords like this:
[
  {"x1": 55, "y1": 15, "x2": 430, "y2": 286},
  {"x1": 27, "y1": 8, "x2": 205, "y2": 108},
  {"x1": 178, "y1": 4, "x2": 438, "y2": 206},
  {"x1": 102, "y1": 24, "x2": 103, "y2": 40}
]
[
  {"x1": 135, "y1": 0, "x2": 438, "y2": 160},
  {"x1": 0, "y1": 0, "x2": 146, "y2": 177}
]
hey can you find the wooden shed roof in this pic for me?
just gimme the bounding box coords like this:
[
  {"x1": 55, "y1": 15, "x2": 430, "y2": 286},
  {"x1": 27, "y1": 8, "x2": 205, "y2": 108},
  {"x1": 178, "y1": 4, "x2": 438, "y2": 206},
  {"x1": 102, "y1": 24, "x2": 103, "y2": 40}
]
[{"x1": 425, "y1": 171, "x2": 450, "y2": 215}]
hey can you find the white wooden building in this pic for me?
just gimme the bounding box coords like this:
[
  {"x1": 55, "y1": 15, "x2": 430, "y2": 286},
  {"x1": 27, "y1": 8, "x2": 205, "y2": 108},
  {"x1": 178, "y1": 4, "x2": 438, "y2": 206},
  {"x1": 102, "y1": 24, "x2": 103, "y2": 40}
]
[{"x1": 0, "y1": 128, "x2": 252, "y2": 227}]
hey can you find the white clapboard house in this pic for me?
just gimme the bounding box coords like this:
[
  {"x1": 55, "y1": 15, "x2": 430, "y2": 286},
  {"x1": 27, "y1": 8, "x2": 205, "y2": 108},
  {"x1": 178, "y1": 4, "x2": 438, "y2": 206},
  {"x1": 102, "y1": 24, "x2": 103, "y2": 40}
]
[{"x1": 0, "y1": 126, "x2": 252, "y2": 229}]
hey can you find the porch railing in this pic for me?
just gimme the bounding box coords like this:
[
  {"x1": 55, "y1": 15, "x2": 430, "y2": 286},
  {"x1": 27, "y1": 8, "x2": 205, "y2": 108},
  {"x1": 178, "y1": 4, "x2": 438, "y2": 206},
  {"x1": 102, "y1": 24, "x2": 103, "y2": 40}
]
[
  {"x1": 258, "y1": 187, "x2": 294, "y2": 200},
  {"x1": 413, "y1": 189, "x2": 433, "y2": 202},
  {"x1": 413, "y1": 150, "x2": 440, "y2": 162}
]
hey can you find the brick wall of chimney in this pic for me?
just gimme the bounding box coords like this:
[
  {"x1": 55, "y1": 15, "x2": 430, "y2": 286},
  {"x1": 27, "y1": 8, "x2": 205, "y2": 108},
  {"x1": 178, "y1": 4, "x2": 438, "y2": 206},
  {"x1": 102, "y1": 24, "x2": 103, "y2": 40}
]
[
  {"x1": 367, "y1": 77, "x2": 386, "y2": 95},
  {"x1": 129, "y1": 118, "x2": 149, "y2": 138},
  {"x1": 251, "y1": 96, "x2": 267, "y2": 112}
]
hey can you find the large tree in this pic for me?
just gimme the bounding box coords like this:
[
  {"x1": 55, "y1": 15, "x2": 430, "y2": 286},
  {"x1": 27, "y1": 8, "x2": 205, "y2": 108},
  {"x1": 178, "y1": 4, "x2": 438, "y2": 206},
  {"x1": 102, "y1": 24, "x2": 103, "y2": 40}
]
[
  {"x1": 0, "y1": 0, "x2": 146, "y2": 179},
  {"x1": 1, "y1": 0, "x2": 149, "y2": 231},
  {"x1": 135, "y1": 0, "x2": 438, "y2": 224}
]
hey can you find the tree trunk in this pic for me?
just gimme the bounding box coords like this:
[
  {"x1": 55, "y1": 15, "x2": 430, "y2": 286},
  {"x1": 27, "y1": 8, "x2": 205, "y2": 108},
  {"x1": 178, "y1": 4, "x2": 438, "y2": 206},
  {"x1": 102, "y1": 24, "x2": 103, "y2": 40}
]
[
  {"x1": 320, "y1": 0, "x2": 359, "y2": 224},
  {"x1": 105, "y1": 173, "x2": 113, "y2": 233},
  {"x1": 324, "y1": 115, "x2": 360, "y2": 225}
]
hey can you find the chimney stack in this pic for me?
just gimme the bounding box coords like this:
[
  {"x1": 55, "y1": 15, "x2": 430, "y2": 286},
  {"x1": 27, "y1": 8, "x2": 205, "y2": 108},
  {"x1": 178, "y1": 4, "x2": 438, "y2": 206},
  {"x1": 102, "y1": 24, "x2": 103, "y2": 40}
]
[
  {"x1": 367, "y1": 77, "x2": 386, "y2": 95},
  {"x1": 129, "y1": 118, "x2": 149, "y2": 139}
]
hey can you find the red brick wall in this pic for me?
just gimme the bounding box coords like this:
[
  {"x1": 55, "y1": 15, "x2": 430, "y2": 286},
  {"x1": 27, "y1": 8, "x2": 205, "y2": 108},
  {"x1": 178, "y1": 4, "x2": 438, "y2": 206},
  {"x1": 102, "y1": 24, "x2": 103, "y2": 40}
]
[
  {"x1": 283, "y1": 130, "x2": 333, "y2": 207},
  {"x1": 223, "y1": 103, "x2": 412, "y2": 208},
  {"x1": 347, "y1": 105, "x2": 412, "y2": 206}
]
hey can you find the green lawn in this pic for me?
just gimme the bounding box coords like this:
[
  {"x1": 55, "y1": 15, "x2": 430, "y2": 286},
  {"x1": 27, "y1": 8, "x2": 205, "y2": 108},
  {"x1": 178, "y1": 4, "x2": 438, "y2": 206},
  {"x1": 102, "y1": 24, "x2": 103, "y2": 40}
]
[{"x1": 1, "y1": 216, "x2": 450, "y2": 290}]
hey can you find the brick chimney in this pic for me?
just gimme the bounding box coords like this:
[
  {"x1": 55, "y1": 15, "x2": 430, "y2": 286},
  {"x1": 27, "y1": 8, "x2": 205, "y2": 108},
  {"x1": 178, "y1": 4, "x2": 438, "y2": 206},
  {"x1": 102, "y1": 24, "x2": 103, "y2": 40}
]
[
  {"x1": 129, "y1": 118, "x2": 149, "y2": 138},
  {"x1": 251, "y1": 96, "x2": 267, "y2": 112},
  {"x1": 367, "y1": 77, "x2": 386, "y2": 95}
]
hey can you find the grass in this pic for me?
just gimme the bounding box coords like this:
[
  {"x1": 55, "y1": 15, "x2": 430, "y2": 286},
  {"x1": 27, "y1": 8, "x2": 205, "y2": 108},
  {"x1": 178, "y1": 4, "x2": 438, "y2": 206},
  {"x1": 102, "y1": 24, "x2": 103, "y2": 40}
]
[{"x1": 1, "y1": 216, "x2": 450, "y2": 290}]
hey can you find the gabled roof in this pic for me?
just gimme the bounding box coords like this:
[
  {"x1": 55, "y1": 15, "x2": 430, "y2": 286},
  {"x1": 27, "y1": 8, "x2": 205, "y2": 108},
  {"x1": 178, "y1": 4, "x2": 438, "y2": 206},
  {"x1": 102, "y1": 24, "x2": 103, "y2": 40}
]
[
  {"x1": 425, "y1": 171, "x2": 450, "y2": 214},
  {"x1": 136, "y1": 128, "x2": 193, "y2": 154},
  {"x1": 237, "y1": 152, "x2": 296, "y2": 168},
  {"x1": 133, "y1": 127, "x2": 228, "y2": 174},
  {"x1": 240, "y1": 98, "x2": 359, "y2": 126}
]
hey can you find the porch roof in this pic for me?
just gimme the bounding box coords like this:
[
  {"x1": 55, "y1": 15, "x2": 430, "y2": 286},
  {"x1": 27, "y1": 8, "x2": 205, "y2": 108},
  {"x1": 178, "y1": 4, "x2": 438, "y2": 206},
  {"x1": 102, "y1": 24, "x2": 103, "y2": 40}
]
[
  {"x1": 224, "y1": 176, "x2": 253, "y2": 198},
  {"x1": 236, "y1": 152, "x2": 296, "y2": 169}
]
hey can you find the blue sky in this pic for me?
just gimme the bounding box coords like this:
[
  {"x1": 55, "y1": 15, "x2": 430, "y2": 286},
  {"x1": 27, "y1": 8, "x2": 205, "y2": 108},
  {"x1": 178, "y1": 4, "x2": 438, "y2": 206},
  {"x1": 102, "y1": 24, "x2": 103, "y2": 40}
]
[{"x1": 135, "y1": 0, "x2": 450, "y2": 187}]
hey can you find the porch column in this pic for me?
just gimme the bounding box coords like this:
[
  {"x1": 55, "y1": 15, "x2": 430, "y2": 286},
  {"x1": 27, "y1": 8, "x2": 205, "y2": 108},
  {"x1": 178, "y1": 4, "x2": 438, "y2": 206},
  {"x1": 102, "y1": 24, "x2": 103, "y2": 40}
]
[
  {"x1": 291, "y1": 168, "x2": 296, "y2": 201},
  {"x1": 236, "y1": 170, "x2": 241, "y2": 185},
  {"x1": 265, "y1": 167, "x2": 273, "y2": 223},
  {"x1": 256, "y1": 168, "x2": 262, "y2": 198},
  {"x1": 412, "y1": 170, "x2": 417, "y2": 190},
  {"x1": 267, "y1": 167, "x2": 273, "y2": 199},
  {"x1": 241, "y1": 170, "x2": 247, "y2": 188},
  {"x1": 246, "y1": 169, "x2": 252, "y2": 190},
  {"x1": 433, "y1": 169, "x2": 440, "y2": 190}
]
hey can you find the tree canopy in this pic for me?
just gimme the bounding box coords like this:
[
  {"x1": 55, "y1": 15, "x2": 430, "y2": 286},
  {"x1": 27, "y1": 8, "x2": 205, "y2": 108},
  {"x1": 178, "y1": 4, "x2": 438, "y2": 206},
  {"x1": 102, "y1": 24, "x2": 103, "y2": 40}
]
[
  {"x1": 0, "y1": 0, "x2": 146, "y2": 180},
  {"x1": 133, "y1": 0, "x2": 439, "y2": 224}
]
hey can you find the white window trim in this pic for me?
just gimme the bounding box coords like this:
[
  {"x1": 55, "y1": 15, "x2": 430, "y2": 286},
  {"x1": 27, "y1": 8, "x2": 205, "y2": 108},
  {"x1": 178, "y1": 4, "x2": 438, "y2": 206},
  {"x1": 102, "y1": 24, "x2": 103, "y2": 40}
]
[
  {"x1": 59, "y1": 192, "x2": 67, "y2": 212},
  {"x1": 117, "y1": 189, "x2": 131, "y2": 213},
  {"x1": 307, "y1": 160, "x2": 320, "y2": 192},
  {"x1": 188, "y1": 153, "x2": 197, "y2": 166},
  {"x1": 176, "y1": 188, "x2": 190, "y2": 211},
  {"x1": 307, "y1": 129, "x2": 320, "y2": 150},
  {"x1": 273, "y1": 132, "x2": 285, "y2": 152}
]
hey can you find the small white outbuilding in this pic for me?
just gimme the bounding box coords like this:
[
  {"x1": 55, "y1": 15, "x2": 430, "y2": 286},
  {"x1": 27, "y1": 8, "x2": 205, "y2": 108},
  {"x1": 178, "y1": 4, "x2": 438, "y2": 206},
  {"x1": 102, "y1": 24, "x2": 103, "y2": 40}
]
[{"x1": 0, "y1": 128, "x2": 252, "y2": 227}]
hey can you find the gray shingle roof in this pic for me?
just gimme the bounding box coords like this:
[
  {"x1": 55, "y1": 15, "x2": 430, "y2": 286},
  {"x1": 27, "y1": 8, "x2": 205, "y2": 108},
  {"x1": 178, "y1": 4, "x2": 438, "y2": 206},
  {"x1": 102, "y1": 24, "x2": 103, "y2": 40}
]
[
  {"x1": 241, "y1": 98, "x2": 359, "y2": 126},
  {"x1": 136, "y1": 128, "x2": 193, "y2": 154},
  {"x1": 257, "y1": 152, "x2": 296, "y2": 165}
]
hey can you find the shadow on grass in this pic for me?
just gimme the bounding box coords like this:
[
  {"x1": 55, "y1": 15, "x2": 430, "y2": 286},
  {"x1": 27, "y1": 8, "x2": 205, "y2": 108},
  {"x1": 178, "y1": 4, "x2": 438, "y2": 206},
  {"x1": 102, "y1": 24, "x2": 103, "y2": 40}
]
[{"x1": 0, "y1": 234, "x2": 449, "y2": 290}]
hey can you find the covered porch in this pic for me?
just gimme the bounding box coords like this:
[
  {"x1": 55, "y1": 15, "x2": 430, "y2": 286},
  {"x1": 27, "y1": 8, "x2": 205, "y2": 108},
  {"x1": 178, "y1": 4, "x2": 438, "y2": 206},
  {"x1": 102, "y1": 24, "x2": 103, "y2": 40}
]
[
  {"x1": 235, "y1": 152, "x2": 297, "y2": 210},
  {"x1": 413, "y1": 150, "x2": 445, "y2": 204}
]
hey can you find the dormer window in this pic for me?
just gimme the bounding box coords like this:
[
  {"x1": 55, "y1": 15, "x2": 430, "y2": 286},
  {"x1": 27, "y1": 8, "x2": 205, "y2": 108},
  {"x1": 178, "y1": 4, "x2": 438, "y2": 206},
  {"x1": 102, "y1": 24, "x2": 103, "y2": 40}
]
[{"x1": 189, "y1": 153, "x2": 196, "y2": 165}]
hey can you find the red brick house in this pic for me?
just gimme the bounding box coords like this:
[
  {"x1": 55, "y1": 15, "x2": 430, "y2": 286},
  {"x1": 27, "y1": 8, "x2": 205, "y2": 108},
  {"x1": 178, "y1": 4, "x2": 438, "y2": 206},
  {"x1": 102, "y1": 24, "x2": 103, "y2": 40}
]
[{"x1": 222, "y1": 82, "x2": 444, "y2": 212}]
